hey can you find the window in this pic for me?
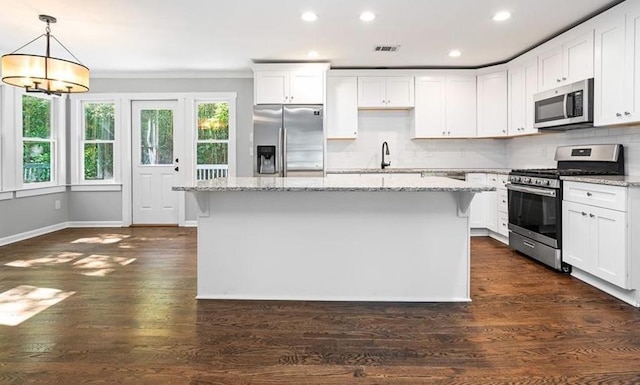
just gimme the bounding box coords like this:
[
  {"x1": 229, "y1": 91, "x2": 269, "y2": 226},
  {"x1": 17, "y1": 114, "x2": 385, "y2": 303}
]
[
  {"x1": 82, "y1": 102, "x2": 115, "y2": 181},
  {"x1": 196, "y1": 101, "x2": 230, "y2": 180},
  {"x1": 22, "y1": 95, "x2": 54, "y2": 185}
]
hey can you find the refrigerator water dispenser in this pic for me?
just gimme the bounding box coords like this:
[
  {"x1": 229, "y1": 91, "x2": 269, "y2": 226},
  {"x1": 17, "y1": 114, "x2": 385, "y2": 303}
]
[{"x1": 257, "y1": 145, "x2": 276, "y2": 174}]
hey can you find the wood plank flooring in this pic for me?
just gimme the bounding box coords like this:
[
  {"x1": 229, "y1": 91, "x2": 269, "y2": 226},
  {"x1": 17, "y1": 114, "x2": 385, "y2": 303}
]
[{"x1": 0, "y1": 227, "x2": 639, "y2": 384}]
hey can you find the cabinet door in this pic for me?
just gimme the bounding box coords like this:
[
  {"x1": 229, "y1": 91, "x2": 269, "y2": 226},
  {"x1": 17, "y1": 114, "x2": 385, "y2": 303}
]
[
  {"x1": 508, "y1": 67, "x2": 525, "y2": 135},
  {"x1": 563, "y1": 31, "x2": 594, "y2": 83},
  {"x1": 357, "y1": 77, "x2": 387, "y2": 108},
  {"x1": 446, "y1": 76, "x2": 477, "y2": 137},
  {"x1": 326, "y1": 77, "x2": 358, "y2": 139},
  {"x1": 467, "y1": 173, "x2": 487, "y2": 228},
  {"x1": 591, "y1": 206, "x2": 628, "y2": 288},
  {"x1": 485, "y1": 174, "x2": 499, "y2": 232},
  {"x1": 538, "y1": 46, "x2": 563, "y2": 91},
  {"x1": 522, "y1": 60, "x2": 539, "y2": 135},
  {"x1": 562, "y1": 201, "x2": 592, "y2": 270},
  {"x1": 255, "y1": 71, "x2": 290, "y2": 104},
  {"x1": 624, "y1": 7, "x2": 640, "y2": 123},
  {"x1": 477, "y1": 71, "x2": 508, "y2": 137},
  {"x1": 290, "y1": 70, "x2": 324, "y2": 104},
  {"x1": 385, "y1": 77, "x2": 415, "y2": 107},
  {"x1": 595, "y1": 14, "x2": 627, "y2": 126},
  {"x1": 414, "y1": 76, "x2": 446, "y2": 138}
]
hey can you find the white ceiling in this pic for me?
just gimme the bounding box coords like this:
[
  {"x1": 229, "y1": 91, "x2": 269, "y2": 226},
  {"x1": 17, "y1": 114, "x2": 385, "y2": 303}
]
[{"x1": 0, "y1": 0, "x2": 623, "y2": 75}]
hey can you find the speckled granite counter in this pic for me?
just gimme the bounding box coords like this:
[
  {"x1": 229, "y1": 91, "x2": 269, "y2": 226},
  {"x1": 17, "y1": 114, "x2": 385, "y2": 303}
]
[
  {"x1": 561, "y1": 175, "x2": 640, "y2": 187},
  {"x1": 178, "y1": 175, "x2": 488, "y2": 303},
  {"x1": 326, "y1": 168, "x2": 512, "y2": 175},
  {"x1": 173, "y1": 175, "x2": 496, "y2": 193}
]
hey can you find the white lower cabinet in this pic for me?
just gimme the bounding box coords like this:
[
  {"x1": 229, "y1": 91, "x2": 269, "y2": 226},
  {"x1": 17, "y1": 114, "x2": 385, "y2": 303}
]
[
  {"x1": 467, "y1": 173, "x2": 508, "y2": 243},
  {"x1": 563, "y1": 182, "x2": 629, "y2": 289}
]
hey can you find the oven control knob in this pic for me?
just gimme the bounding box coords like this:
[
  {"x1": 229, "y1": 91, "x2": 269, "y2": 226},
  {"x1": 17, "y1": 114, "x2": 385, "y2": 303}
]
[
  {"x1": 524, "y1": 178, "x2": 531, "y2": 183},
  {"x1": 544, "y1": 180, "x2": 550, "y2": 186}
]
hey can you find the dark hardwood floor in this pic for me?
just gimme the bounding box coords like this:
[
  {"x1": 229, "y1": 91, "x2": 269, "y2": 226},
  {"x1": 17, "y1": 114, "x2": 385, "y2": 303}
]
[{"x1": 0, "y1": 227, "x2": 639, "y2": 384}]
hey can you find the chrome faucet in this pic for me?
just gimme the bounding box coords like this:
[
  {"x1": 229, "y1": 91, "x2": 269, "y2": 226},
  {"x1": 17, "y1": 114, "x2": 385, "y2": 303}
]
[{"x1": 381, "y1": 141, "x2": 391, "y2": 169}]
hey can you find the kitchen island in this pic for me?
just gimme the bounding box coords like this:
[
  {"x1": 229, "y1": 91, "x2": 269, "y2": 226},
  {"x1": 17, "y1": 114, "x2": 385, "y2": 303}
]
[{"x1": 173, "y1": 174, "x2": 494, "y2": 302}]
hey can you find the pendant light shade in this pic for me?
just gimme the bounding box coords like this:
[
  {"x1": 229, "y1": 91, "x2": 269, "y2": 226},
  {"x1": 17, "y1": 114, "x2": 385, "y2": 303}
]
[{"x1": 1, "y1": 15, "x2": 89, "y2": 95}]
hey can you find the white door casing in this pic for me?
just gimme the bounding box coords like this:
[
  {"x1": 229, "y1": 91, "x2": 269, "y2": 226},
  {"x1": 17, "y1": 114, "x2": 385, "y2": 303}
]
[{"x1": 131, "y1": 100, "x2": 180, "y2": 225}]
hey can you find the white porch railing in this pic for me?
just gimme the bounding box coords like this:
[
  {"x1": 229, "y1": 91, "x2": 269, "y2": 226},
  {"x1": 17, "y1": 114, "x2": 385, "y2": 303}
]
[{"x1": 197, "y1": 164, "x2": 229, "y2": 180}]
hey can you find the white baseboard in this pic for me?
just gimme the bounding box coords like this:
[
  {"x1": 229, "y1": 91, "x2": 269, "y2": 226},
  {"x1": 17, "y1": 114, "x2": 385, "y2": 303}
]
[
  {"x1": 571, "y1": 268, "x2": 639, "y2": 308},
  {"x1": 0, "y1": 222, "x2": 68, "y2": 247},
  {"x1": 470, "y1": 228, "x2": 489, "y2": 237},
  {"x1": 66, "y1": 221, "x2": 125, "y2": 228},
  {"x1": 184, "y1": 220, "x2": 198, "y2": 227}
]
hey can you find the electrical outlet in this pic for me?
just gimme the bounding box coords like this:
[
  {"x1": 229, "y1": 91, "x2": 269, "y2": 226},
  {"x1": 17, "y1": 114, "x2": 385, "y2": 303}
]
[{"x1": 54, "y1": 200, "x2": 61, "y2": 210}]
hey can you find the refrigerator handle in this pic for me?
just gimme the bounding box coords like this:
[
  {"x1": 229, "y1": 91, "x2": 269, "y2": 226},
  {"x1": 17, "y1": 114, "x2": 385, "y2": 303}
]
[{"x1": 282, "y1": 128, "x2": 288, "y2": 177}]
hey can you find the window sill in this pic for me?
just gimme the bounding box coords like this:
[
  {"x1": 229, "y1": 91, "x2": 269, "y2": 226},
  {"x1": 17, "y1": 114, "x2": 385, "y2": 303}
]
[
  {"x1": 0, "y1": 191, "x2": 13, "y2": 201},
  {"x1": 70, "y1": 184, "x2": 122, "y2": 192},
  {"x1": 15, "y1": 185, "x2": 67, "y2": 198}
]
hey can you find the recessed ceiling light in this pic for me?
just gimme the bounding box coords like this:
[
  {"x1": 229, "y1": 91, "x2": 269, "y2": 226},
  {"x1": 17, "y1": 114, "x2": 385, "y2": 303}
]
[
  {"x1": 360, "y1": 12, "x2": 376, "y2": 22},
  {"x1": 301, "y1": 11, "x2": 318, "y2": 22},
  {"x1": 492, "y1": 11, "x2": 511, "y2": 22},
  {"x1": 449, "y1": 50, "x2": 462, "y2": 58},
  {"x1": 307, "y1": 50, "x2": 319, "y2": 58}
]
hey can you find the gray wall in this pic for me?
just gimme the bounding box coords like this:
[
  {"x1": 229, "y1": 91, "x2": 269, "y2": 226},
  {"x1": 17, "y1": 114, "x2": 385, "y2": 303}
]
[
  {"x1": 0, "y1": 192, "x2": 68, "y2": 239},
  {"x1": 68, "y1": 191, "x2": 123, "y2": 222},
  {"x1": 90, "y1": 77, "x2": 254, "y2": 177}
]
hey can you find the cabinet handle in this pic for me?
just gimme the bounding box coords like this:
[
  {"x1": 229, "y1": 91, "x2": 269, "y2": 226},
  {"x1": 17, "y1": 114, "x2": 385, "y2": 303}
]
[
  {"x1": 556, "y1": 78, "x2": 562, "y2": 83},
  {"x1": 616, "y1": 113, "x2": 622, "y2": 117},
  {"x1": 387, "y1": 100, "x2": 391, "y2": 104},
  {"x1": 625, "y1": 111, "x2": 631, "y2": 116},
  {"x1": 589, "y1": 213, "x2": 595, "y2": 218},
  {"x1": 562, "y1": 77, "x2": 567, "y2": 81},
  {"x1": 586, "y1": 192, "x2": 592, "y2": 197},
  {"x1": 502, "y1": 130, "x2": 506, "y2": 133},
  {"x1": 502, "y1": 223, "x2": 507, "y2": 227},
  {"x1": 442, "y1": 131, "x2": 446, "y2": 136},
  {"x1": 447, "y1": 131, "x2": 451, "y2": 135},
  {"x1": 354, "y1": 131, "x2": 357, "y2": 135},
  {"x1": 382, "y1": 100, "x2": 386, "y2": 104},
  {"x1": 290, "y1": 96, "x2": 294, "y2": 101},
  {"x1": 581, "y1": 212, "x2": 587, "y2": 216},
  {"x1": 502, "y1": 200, "x2": 506, "y2": 203}
]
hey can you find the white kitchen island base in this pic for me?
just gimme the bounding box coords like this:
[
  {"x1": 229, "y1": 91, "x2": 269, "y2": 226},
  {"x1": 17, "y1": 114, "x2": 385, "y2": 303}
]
[{"x1": 193, "y1": 185, "x2": 481, "y2": 302}]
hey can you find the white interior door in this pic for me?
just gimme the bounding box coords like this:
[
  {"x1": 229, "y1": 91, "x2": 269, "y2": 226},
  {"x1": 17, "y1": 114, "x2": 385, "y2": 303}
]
[{"x1": 132, "y1": 100, "x2": 180, "y2": 225}]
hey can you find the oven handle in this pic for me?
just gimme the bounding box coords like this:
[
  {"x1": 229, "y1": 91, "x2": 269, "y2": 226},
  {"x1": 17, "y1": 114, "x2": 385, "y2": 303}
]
[{"x1": 506, "y1": 184, "x2": 557, "y2": 198}]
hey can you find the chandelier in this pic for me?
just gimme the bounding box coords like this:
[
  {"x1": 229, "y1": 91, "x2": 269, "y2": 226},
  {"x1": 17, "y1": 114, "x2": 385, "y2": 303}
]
[{"x1": 1, "y1": 14, "x2": 89, "y2": 95}]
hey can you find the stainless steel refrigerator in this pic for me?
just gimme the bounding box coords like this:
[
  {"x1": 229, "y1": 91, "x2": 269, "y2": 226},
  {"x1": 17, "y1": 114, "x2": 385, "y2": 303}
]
[{"x1": 253, "y1": 105, "x2": 324, "y2": 177}]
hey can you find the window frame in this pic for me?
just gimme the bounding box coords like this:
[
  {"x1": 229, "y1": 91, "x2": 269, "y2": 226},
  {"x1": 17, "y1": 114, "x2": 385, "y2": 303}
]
[
  {"x1": 192, "y1": 95, "x2": 236, "y2": 183},
  {"x1": 70, "y1": 95, "x2": 122, "y2": 190},
  {"x1": 17, "y1": 91, "x2": 65, "y2": 192}
]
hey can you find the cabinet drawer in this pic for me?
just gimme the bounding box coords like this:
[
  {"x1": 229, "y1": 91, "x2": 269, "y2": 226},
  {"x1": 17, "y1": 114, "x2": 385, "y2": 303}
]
[
  {"x1": 563, "y1": 181, "x2": 627, "y2": 211},
  {"x1": 497, "y1": 175, "x2": 509, "y2": 189},
  {"x1": 498, "y1": 213, "x2": 509, "y2": 237},
  {"x1": 498, "y1": 190, "x2": 508, "y2": 213}
]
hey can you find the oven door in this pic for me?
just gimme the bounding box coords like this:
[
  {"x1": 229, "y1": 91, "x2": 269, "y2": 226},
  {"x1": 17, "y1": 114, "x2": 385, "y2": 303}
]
[{"x1": 507, "y1": 184, "x2": 561, "y2": 248}]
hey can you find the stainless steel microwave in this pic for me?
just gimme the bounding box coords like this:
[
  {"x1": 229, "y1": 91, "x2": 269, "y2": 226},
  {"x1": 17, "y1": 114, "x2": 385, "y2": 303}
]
[{"x1": 533, "y1": 78, "x2": 594, "y2": 130}]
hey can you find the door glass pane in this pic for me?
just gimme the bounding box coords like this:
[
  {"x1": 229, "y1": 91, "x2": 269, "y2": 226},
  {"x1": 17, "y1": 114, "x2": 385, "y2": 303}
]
[
  {"x1": 197, "y1": 102, "x2": 229, "y2": 140},
  {"x1": 140, "y1": 109, "x2": 173, "y2": 165}
]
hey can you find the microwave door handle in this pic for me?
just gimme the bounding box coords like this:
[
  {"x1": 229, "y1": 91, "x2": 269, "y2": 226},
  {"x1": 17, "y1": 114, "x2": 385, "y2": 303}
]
[
  {"x1": 563, "y1": 94, "x2": 569, "y2": 119},
  {"x1": 506, "y1": 184, "x2": 557, "y2": 198}
]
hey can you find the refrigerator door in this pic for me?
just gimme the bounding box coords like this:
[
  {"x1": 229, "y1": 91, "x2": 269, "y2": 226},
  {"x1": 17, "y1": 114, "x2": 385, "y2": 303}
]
[
  {"x1": 253, "y1": 105, "x2": 283, "y2": 176},
  {"x1": 283, "y1": 105, "x2": 324, "y2": 175}
]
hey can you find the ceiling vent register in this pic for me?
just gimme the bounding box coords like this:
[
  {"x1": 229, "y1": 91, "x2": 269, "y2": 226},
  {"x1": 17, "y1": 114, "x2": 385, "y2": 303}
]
[{"x1": 373, "y1": 45, "x2": 401, "y2": 52}]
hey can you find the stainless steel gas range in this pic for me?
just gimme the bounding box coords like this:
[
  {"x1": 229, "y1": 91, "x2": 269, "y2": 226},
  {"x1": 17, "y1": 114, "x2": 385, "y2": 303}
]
[{"x1": 507, "y1": 144, "x2": 625, "y2": 272}]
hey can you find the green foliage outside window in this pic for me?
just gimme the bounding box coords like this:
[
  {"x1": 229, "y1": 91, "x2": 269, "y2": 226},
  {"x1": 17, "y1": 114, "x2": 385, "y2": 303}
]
[
  {"x1": 197, "y1": 102, "x2": 229, "y2": 165},
  {"x1": 22, "y1": 96, "x2": 52, "y2": 183},
  {"x1": 140, "y1": 109, "x2": 173, "y2": 165},
  {"x1": 84, "y1": 103, "x2": 115, "y2": 180}
]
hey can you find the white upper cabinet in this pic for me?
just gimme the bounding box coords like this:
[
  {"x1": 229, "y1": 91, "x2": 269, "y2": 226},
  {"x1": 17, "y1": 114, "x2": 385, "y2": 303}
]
[
  {"x1": 538, "y1": 30, "x2": 594, "y2": 91},
  {"x1": 326, "y1": 76, "x2": 358, "y2": 139},
  {"x1": 253, "y1": 64, "x2": 329, "y2": 104},
  {"x1": 477, "y1": 71, "x2": 508, "y2": 137},
  {"x1": 413, "y1": 75, "x2": 476, "y2": 138},
  {"x1": 508, "y1": 59, "x2": 539, "y2": 136},
  {"x1": 358, "y1": 76, "x2": 414, "y2": 108},
  {"x1": 594, "y1": 4, "x2": 640, "y2": 126}
]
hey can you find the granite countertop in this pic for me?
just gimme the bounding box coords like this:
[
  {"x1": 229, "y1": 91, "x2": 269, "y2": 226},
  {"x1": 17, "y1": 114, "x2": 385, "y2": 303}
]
[
  {"x1": 561, "y1": 175, "x2": 640, "y2": 187},
  {"x1": 173, "y1": 175, "x2": 496, "y2": 193},
  {"x1": 327, "y1": 168, "x2": 512, "y2": 175}
]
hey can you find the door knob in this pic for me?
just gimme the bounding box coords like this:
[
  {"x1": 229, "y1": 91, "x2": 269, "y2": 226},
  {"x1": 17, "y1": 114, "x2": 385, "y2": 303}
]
[
  {"x1": 174, "y1": 166, "x2": 179, "y2": 172},
  {"x1": 175, "y1": 158, "x2": 179, "y2": 163}
]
